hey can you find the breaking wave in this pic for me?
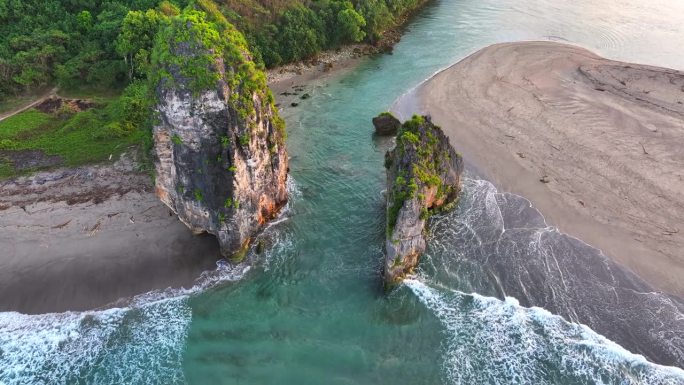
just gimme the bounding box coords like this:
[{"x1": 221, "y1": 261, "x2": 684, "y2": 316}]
[
  {"x1": 405, "y1": 279, "x2": 684, "y2": 384},
  {"x1": 0, "y1": 180, "x2": 301, "y2": 385}
]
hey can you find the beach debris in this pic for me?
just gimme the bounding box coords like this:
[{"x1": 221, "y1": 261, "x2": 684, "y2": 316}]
[
  {"x1": 51, "y1": 219, "x2": 71, "y2": 229},
  {"x1": 539, "y1": 175, "x2": 551, "y2": 183},
  {"x1": 663, "y1": 228, "x2": 679, "y2": 236},
  {"x1": 640, "y1": 142, "x2": 649, "y2": 155},
  {"x1": 516, "y1": 152, "x2": 526, "y2": 158},
  {"x1": 87, "y1": 220, "x2": 101, "y2": 236},
  {"x1": 578, "y1": 200, "x2": 585, "y2": 207},
  {"x1": 300, "y1": 93, "x2": 311, "y2": 100}
]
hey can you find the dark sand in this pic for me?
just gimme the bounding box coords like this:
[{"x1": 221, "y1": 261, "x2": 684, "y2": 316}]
[{"x1": 0, "y1": 153, "x2": 220, "y2": 314}]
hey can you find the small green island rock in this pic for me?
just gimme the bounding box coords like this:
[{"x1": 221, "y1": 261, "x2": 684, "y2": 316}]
[
  {"x1": 372, "y1": 112, "x2": 402, "y2": 135},
  {"x1": 384, "y1": 115, "x2": 464, "y2": 287}
]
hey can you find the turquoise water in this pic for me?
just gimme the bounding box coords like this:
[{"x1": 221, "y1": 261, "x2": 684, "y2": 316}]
[{"x1": 3, "y1": 0, "x2": 684, "y2": 383}]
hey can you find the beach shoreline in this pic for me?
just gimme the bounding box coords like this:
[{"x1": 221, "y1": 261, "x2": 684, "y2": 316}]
[
  {"x1": 415, "y1": 41, "x2": 684, "y2": 297},
  {"x1": 0, "y1": 48, "x2": 368, "y2": 314},
  {"x1": 0, "y1": 151, "x2": 221, "y2": 314}
]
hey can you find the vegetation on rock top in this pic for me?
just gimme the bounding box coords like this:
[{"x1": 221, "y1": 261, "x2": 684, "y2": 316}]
[
  {"x1": 150, "y1": 4, "x2": 286, "y2": 141},
  {"x1": 386, "y1": 115, "x2": 461, "y2": 234}
]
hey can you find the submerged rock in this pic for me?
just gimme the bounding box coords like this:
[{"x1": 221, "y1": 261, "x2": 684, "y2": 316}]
[
  {"x1": 384, "y1": 115, "x2": 463, "y2": 286},
  {"x1": 372, "y1": 112, "x2": 401, "y2": 135},
  {"x1": 151, "y1": 9, "x2": 288, "y2": 259}
]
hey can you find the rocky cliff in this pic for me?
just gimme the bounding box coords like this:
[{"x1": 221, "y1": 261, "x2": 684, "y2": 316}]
[
  {"x1": 384, "y1": 115, "x2": 463, "y2": 286},
  {"x1": 151, "y1": 9, "x2": 288, "y2": 260}
]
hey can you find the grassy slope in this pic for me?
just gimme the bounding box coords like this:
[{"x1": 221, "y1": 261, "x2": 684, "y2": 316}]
[{"x1": 0, "y1": 103, "x2": 144, "y2": 178}]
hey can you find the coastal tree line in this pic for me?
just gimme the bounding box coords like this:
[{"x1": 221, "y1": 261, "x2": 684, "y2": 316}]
[{"x1": 0, "y1": 0, "x2": 427, "y2": 100}]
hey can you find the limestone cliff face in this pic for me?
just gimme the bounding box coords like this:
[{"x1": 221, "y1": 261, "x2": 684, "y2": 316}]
[
  {"x1": 384, "y1": 115, "x2": 463, "y2": 286},
  {"x1": 152, "y1": 10, "x2": 287, "y2": 259}
]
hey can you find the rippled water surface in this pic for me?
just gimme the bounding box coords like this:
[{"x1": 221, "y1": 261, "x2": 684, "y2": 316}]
[{"x1": 2, "y1": 0, "x2": 684, "y2": 383}]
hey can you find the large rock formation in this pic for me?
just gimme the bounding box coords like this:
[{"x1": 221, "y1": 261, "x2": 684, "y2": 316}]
[
  {"x1": 384, "y1": 115, "x2": 463, "y2": 286},
  {"x1": 151, "y1": 9, "x2": 287, "y2": 260}
]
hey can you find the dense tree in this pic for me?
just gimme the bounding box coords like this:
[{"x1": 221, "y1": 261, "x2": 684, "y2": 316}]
[
  {"x1": 277, "y1": 6, "x2": 326, "y2": 62},
  {"x1": 0, "y1": 0, "x2": 427, "y2": 99},
  {"x1": 338, "y1": 7, "x2": 366, "y2": 42},
  {"x1": 356, "y1": 0, "x2": 393, "y2": 43},
  {"x1": 0, "y1": 0, "x2": 189, "y2": 98},
  {"x1": 116, "y1": 9, "x2": 167, "y2": 80}
]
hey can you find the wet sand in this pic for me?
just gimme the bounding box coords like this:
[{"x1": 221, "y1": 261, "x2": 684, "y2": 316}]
[
  {"x1": 0, "y1": 153, "x2": 220, "y2": 314},
  {"x1": 416, "y1": 41, "x2": 684, "y2": 297}
]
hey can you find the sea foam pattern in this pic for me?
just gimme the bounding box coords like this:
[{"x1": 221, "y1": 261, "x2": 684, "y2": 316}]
[
  {"x1": 423, "y1": 176, "x2": 684, "y2": 367},
  {"x1": 406, "y1": 279, "x2": 684, "y2": 384},
  {"x1": 0, "y1": 179, "x2": 301, "y2": 385},
  {"x1": 0, "y1": 297, "x2": 189, "y2": 385}
]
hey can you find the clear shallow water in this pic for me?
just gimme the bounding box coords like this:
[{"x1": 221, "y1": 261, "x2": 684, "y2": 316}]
[{"x1": 3, "y1": 0, "x2": 684, "y2": 383}]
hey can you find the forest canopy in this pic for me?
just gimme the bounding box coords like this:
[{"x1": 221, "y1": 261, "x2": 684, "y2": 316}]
[{"x1": 0, "y1": 0, "x2": 427, "y2": 99}]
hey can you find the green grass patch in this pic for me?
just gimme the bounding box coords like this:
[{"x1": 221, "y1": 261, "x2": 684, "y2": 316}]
[
  {"x1": 0, "y1": 105, "x2": 146, "y2": 179},
  {"x1": 0, "y1": 80, "x2": 154, "y2": 179},
  {"x1": 0, "y1": 110, "x2": 53, "y2": 139}
]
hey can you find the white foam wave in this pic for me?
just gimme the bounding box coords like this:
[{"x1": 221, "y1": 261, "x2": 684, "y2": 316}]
[
  {"x1": 0, "y1": 179, "x2": 301, "y2": 385},
  {"x1": 405, "y1": 279, "x2": 684, "y2": 384},
  {"x1": 0, "y1": 297, "x2": 189, "y2": 385}
]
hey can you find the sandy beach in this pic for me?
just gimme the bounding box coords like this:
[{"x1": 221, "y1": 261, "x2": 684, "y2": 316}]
[
  {"x1": 0, "y1": 152, "x2": 221, "y2": 314},
  {"x1": 417, "y1": 41, "x2": 684, "y2": 297},
  {"x1": 0, "y1": 49, "x2": 364, "y2": 314}
]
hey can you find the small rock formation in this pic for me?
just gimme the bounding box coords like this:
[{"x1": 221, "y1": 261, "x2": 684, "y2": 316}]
[
  {"x1": 373, "y1": 112, "x2": 401, "y2": 135},
  {"x1": 384, "y1": 115, "x2": 463, "y2": 286},
  {"x1": 151, "y1": 9, "x2": 288, "y2": 260}
]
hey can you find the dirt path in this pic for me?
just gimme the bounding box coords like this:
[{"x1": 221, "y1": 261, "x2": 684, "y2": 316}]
[{"x1": 0, "y1": 87, "x2": 58, "y2": 122}]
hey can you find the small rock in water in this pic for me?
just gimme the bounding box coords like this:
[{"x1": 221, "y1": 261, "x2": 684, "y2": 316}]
[{"x1": 372, "y1": 112, "x2": 401, "y2": 136}]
